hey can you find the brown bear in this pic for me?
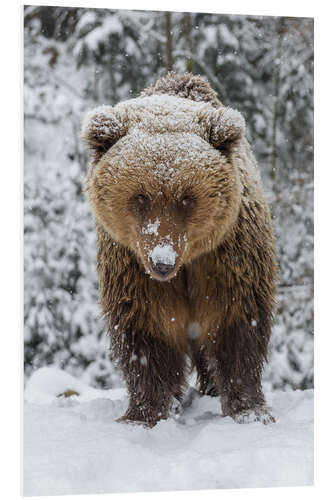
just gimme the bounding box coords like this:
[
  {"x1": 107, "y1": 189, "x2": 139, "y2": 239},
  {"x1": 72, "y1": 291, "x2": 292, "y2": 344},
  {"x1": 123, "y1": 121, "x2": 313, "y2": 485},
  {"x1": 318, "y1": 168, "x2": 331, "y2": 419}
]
[{"x1": 82, "y1": 72, "x2": 278, "y2": 427}]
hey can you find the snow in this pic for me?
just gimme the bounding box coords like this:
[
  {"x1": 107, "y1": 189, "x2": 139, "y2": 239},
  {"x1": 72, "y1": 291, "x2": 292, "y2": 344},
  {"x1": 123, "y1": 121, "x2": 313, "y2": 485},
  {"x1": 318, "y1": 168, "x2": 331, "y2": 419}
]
[
  {"x1": 118, "y1": 94, "x2": 210, "y2": 114},
  {"x1": 24, "y1": 367, "x2": 313, "y2": 496},
  {"x1": 24, "y1": 367, "x2": 124, "y2": 405},
  {"x1": 142, "y1": 218, "x2": 160, "y2": 235},
  {"x1": 186, "y1": 322, "x2": 202, "y2": 339},
  {"x1": 84, "y1": 17, "x2": 123, "y2": 51},
  {"x1": 149, "y1": 243, "x2": 177, "y2": 266},
  {"x1": 115, "y1": 95, "x2": 212, "y2": 140},
  {"x1": 76, "y1": 11, "x2": 98, "y2": 32}
]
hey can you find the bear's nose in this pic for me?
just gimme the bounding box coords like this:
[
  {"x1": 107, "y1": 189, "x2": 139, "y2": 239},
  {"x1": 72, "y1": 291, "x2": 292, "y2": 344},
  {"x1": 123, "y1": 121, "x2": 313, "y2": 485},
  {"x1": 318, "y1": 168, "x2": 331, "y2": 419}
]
[{"x1": 150, "y1": 259, "x2": 175, "y2": 278}]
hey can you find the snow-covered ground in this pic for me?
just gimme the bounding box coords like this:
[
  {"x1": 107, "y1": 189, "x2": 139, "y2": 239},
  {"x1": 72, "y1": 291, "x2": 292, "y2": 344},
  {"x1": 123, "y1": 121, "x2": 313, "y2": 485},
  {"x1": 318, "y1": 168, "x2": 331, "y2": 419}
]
[{"x1": 24, "y1": 367, "x2": 313, "y2": 496}]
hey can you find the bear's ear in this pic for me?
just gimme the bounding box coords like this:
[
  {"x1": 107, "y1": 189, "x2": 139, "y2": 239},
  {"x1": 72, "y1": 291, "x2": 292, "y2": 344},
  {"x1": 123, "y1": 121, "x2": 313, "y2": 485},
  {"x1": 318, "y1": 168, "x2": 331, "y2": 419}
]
[
  {"x1": 205, "y1": 107, "x2": 246, "y2": 150},
  {"x1": 81, "y1": 105, "x2": 127, "y2": 162}
]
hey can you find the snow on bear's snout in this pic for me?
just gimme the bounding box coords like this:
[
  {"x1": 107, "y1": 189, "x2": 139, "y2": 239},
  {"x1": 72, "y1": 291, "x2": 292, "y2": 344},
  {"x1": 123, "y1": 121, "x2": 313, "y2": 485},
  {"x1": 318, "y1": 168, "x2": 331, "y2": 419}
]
[
  {"x1": 149, "y1": 243, "x2": 178, "y2": 266},
  {"x1": 137, "y1": 223, "x2": 187, "y2": 280}
]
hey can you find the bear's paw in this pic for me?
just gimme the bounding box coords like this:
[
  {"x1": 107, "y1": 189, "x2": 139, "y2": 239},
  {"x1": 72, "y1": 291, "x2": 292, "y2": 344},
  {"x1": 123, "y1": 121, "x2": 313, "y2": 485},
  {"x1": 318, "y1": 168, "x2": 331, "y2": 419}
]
[{"x1": 232, "y1": 406, "x2": 276, "y2": 425}]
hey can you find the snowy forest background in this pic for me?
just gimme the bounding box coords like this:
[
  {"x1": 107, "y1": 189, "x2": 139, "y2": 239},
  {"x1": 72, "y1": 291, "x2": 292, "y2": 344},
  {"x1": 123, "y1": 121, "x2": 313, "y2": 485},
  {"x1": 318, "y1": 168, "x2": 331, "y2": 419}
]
[{"x1": 24, "y1": 6, "x2": 314, "y2": 392}]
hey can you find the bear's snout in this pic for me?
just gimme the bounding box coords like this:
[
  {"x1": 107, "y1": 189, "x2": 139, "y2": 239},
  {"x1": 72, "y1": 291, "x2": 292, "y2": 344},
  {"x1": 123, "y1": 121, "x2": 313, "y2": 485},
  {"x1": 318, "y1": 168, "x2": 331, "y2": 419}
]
[
  {"x1": 149, "y1": 259, "x2": 175, "y2": 280},
  {"x1": 148, "y1": 243, "x2": 178, "y2": 281}
]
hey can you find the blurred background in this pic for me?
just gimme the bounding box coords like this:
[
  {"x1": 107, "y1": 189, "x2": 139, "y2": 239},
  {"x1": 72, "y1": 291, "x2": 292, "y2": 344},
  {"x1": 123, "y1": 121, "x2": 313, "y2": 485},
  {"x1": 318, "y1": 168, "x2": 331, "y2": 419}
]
[{"x1": 24, "y1": 6, "x2": 313, "y2": 391}]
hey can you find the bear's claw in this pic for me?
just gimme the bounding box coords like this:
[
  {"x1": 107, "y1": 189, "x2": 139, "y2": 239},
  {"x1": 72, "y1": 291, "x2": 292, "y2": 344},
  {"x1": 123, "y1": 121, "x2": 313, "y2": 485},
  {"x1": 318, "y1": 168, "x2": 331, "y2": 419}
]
[
  {"x1": 232, "y1": 407, "x2": 276, "y2": 425},
  {"x1": 116, "y1": 414, "x2": 158, "y2": 428}
]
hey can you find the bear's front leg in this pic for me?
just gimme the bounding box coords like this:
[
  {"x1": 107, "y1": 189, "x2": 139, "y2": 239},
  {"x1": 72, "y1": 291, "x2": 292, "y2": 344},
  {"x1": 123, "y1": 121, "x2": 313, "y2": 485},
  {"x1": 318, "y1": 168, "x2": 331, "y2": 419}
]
[
  {"x1": 211, "y1": 318, "x2": 275, "y2": 425},
  {"x1": 112, "y1": 329, "x2": 186, "y2": 427}
]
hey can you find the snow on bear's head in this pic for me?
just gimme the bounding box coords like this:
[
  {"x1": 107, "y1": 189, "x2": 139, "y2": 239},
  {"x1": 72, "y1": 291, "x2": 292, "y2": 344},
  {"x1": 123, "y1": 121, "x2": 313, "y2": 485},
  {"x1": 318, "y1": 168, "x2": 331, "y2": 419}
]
[{"x1": 82, "y1": 95, "x2": 243, "y2": 281}]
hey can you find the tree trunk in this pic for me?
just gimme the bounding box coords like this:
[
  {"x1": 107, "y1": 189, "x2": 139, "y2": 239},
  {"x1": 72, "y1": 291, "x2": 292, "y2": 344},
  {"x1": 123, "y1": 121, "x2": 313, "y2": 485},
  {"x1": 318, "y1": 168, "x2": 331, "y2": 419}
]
[
  {"x1": 271, "y1": 18, "x2": 285, "y2": 186},
  {"x1": 165, "y1": 12, "x2": 173, "y2": 72},
  {"x1": 183, "y1": 12, "x2": 193, "y2": 73}
]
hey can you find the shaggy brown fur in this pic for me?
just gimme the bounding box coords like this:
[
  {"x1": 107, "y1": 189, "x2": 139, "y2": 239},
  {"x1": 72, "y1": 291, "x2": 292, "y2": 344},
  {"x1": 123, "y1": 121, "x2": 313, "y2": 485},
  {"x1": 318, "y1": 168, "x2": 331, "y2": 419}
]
[{"x1": 82, "y1": 72, "x2": 278, "y2": 427}]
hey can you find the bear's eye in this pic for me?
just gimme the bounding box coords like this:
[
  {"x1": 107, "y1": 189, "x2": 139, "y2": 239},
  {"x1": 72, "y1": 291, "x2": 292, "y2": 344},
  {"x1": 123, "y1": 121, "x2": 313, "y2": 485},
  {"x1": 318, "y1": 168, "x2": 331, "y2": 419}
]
[
  {"x1": 178, "y1": 195, "x2": 196, "y2": 214},
  {"x1": 130, "y1": 194, "x2": 151, "y2": 214},
  {"x1": 136, "y1": 194, "x2": 149, "y2": 206}
]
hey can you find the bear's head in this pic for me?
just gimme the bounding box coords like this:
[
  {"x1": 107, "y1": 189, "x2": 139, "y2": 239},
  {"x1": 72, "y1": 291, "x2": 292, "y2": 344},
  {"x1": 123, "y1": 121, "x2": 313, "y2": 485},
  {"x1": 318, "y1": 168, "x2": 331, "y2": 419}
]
[{"x1": 82, "y1": 95, "x2": 244, "y2": 281}]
